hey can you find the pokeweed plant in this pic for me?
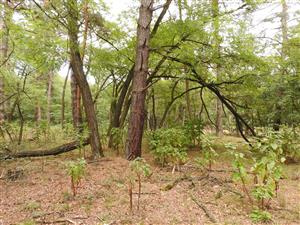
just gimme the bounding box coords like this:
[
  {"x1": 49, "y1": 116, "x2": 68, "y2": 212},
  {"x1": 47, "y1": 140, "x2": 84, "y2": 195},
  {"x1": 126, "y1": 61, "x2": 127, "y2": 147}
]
[
  {"x1": 228, "y1": 133, "x2": 286, "y2": 223},
  {"x1": 128, "y1": 157, "x2": 151, "y2": 212},
  {"x1": 66, "y1": 158, "x2": 86, "y2": 197},
  {"x1": 250, "y1": 133, "x2": 285, "y2": 209}
]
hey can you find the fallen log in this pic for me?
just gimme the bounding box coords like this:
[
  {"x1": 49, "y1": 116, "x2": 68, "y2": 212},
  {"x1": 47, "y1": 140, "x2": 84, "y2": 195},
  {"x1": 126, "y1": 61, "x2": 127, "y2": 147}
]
[{"x1": 1, "y1": 139, "x2": 89, "y2": 159}]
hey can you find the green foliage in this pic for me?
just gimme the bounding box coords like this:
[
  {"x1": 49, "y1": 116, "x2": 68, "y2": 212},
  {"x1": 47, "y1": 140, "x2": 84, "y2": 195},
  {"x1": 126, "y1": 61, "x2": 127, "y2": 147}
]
[
  {"x1": 279, "y1": 127, "x2": 300, "y2": 162},
  {"x1": 18, "y1": 220, "x2": 36, "y2": 225},
  {"x1": 250, "y1": 208, "x2": 272, "y2": 223},
  {"x1": 128, "y1": 158, "x2": 151, "y2": 212},
  {"x1": 35, "y1": 120, "x2": 50, "y2": 141},
  {"x1": 229, "y1": 132, "x2": 288, "y2": 220},
  {"x1": 195, "y1": 134, "x2": 218, "y2": 170},
  {"x1": 183, "y1": 118, "x2": 203, "y2": 146},
  {"x1": 66, "y1": 158, "x2": 86, "y2": 196},
  {"x1": 110, "y1": 127, "x2": 124, "y2": 153},
  {"x1": 148, "y1": 128, "x2": 188, "y2": 167},
  {"x1": 231, "y1": 152, "x2": 248, "y2": 183},
  {"x1": 129, "y1": 157, "x2": 151, "y2": 178}
]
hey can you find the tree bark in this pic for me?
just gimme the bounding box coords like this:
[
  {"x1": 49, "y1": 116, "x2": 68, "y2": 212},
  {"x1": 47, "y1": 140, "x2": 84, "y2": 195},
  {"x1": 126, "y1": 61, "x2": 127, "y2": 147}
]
[
  {"x1": 212, "y1": 0, "x2": 223, "y2": 136},
  {"x1": 61, "y1": 67, "x2": 70, "y2": 129},
  {"x1": 274, "y1": 0, "x2": 288, "y2": 131},
  {"x1": 46, "y1": 72, "x2": 53, "y2": 124},
  {"x1": 0, "y1": 0, "x2": 10, "y2": 123},
  {"x1": 125, "y1": 0, "x2": 154, "y2": 160},
  {"x1": 3, "y1": 139, "x2": 89, "y2": 159},
  {"x1": 110, "y1": 0, "x2": 172, "y2": 133},
  {"x1": 70, "y1": 70, "x2": 83, "y2": 130},
  {"x1": 67, "y1": 0, "x2": 103, "y2": 158},
  {"x1": 35, "y1": 102, "x2": 42, "y2": 124}
]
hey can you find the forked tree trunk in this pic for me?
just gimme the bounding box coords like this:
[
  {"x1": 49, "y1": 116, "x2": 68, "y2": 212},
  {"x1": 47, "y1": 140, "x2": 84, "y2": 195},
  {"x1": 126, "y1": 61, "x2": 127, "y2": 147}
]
[
  {"x1": 212, "y1": 0, "x2": 223, "y2": 136},
  {"x1": 110, "y1": 0, "x2": 172, "y2": 134},
  {"x1": 67, "y1": 0, "x2": 103, "y2": 158},
  {"x1": 125, "y1": 0, "x2": 154, "y2": 160}
]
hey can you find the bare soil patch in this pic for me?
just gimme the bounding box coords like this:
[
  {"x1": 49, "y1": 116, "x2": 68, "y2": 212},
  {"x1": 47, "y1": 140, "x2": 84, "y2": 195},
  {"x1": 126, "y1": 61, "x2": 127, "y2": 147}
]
[{"x1": 0, "y1": 150, "x2": 299, "y2": 225}]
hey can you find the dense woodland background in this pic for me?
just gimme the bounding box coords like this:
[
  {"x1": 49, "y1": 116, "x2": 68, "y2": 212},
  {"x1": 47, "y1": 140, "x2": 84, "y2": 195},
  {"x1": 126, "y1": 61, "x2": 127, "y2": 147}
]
[{"x1": 0, "y1": 0, "x2": 300, "y2": 224}]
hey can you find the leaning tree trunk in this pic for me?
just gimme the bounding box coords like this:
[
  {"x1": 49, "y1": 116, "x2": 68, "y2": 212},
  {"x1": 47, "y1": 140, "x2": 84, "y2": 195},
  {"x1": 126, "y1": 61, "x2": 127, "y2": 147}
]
[
  {"x1": 67, "y1": 0, "x2": 103, "y2": 158},
  {"x1": 212, "y1": 0, "x2": 223, "y2": 136},
  {"x1": 125, "y1": 0, "x2": 154, "y2": 160}
]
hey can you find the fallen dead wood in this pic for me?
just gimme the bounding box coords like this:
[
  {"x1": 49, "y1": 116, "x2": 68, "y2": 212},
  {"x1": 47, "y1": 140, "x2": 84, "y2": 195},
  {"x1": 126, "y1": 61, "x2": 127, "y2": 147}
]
[
  {"x1": 1, "y1": 139, "x2": 89, "y2": 159},
  {"x1": 161, "y1": 174, "x2": 207, "y2": 191},
  {"x1": 37, "y1": 218, "x2": 77, "y2": 224},
  {"x1": 191, "y1": 195, "x2": 217, "y2": 223}
]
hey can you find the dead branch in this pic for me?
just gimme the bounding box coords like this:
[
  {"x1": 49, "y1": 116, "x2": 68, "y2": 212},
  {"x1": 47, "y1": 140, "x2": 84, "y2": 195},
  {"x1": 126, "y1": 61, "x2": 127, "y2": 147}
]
[{"x1": 190, "y1": 195, "x2": 217, "y2": 223}]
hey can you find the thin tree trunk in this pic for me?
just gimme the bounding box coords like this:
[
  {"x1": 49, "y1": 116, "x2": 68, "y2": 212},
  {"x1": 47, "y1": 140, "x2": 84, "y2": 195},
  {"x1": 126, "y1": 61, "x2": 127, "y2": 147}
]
[
  {"x1": 17, "y1": 103, "x2": 24, "y2": 145},
  {"x1": 212, "y1": 0, "x2": 223, "y2": 136},
  {"x1": 150, "y1": 88, "x2": 157, "y2": 130},
  {"x1": 67, "y1": 0, "x2": 103, "y2": 158},
  {"x1": 46, "y1": 72, "x2": 53, "y2": 124},
  {"x1": 185, "y1": 79, "x2": 192, "y2": 119},
  {"x1": 35, "y1": 103, "x2": 42, "y2": 124},
  {"x1": 125, "y1": 0, "x2": 154, "y2": 160},
  {"x1": 61, "y1": 67, "x2": 70, "y2": 129}
]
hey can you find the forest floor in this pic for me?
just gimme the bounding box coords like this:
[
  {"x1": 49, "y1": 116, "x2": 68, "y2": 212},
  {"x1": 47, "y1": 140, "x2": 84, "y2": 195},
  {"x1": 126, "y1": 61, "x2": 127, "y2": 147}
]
[{"x1": 0, "y1": 136, "x2": 299, "y2": 225}]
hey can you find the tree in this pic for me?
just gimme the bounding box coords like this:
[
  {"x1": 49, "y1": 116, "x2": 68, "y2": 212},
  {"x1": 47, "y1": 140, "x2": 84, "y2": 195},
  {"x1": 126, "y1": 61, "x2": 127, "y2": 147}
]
[
  {"x1": 273, "y1": 0, "x2": 288, "y2": 131},
  {"x1": 212, "y1": 0, "x2": 223, "y2": 136},
  {"x1": 66, "y1": 0, "x2": 104, "y2": 158},
  {"x1": 0, "y1": 0, "x2": 11, "y2": 123},
  {"x1": 126, "y1": 0, "x2": 154, "y2": 160}
]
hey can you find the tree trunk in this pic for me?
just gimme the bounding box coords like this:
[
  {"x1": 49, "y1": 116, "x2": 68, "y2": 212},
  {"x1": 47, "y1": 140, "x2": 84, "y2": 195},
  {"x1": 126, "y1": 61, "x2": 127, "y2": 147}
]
[
  {"x1": 212, "y1": 0, "x2": 223, "y2": 136},
  {"x1": 67, "y1": 0, "x2": 103, "y2": 158},
  {"x1": 71, "y1": 70, "x2": 83, "y2": 130},
  {"x1": 125, "y1": 0, "x2": 154, "y2": 160},
  {"x1": 110, "y1": 0, "x2": 172, "y2": 134},
  {"x1": 185, "y1": 79, "x2": 192, "y2": 120},
  {"x1": 35, "y1": 103, "x2": 42, "y2": 124},
  {"x1": 274, "y1": 0, "x2": 288, "y2": 131},
  {"x1": 3, "y1": 139, "x2": 89, "y2": 159},
  {"x1": 0, "y1": 0, "x2": 10, "y2": 123},
  {"x1": 61, "y1": 67, "x2": 70, "y2": 129},
  {"x1": 46, "y1": 72, "x2": 53, "y2": 124},
  {"x1": 150, "y1": 88, "x2": 157, "y2": 130}
]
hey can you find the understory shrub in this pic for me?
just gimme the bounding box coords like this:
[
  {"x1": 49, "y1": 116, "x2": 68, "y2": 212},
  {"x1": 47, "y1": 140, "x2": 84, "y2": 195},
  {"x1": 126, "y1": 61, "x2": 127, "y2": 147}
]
[
  {"x1": 195, "y1": 134, "x2": 218, "y2": 170},
  {"x1": 228, "y1": 131, "x2": 289, "y2": 223},
  {"x1": 183, "y1": 118, "x2": 203, "y2": 146},
  {"x1": 147, "y1": 128, "x2": 188, "y2": 169},
  {"x1": 66, "y1": 158, "x2": 86, "y2": 196}
]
